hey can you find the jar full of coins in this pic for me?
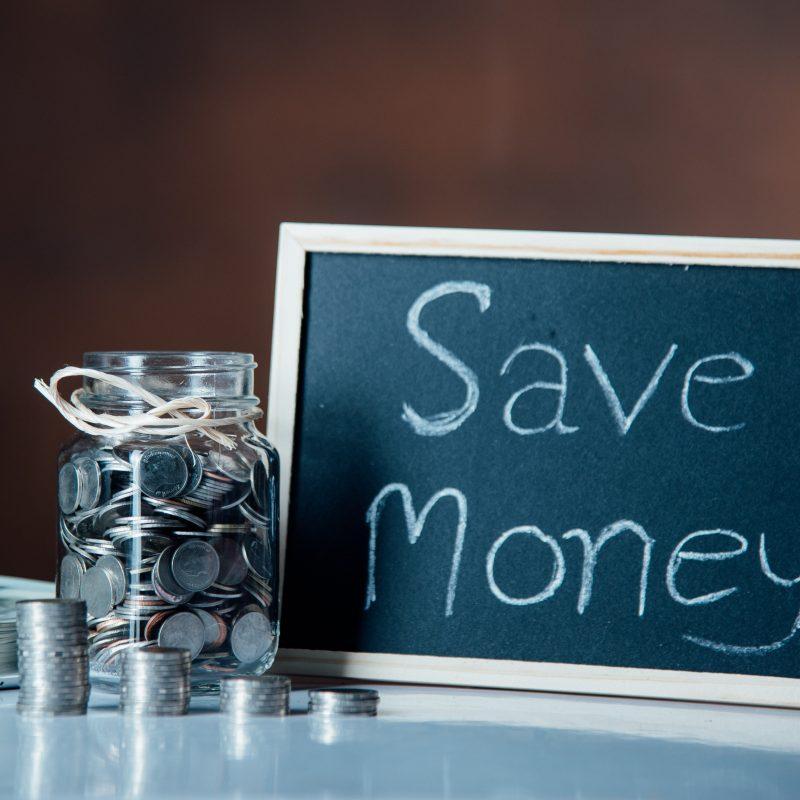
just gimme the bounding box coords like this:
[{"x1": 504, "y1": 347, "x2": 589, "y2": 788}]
[{"x1": 44, "y1": 352, "x2": 279, "y2": 692}]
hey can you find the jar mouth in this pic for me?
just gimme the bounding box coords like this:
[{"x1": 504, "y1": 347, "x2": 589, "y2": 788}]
[
  {"x1": 83, "y1": 352, "x2": 256, "y2": 375},
  {"x1": 81, "y1": 351, "x2": 259, "y2": 410}
]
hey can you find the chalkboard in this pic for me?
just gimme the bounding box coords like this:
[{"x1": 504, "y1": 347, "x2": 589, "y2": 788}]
[{"x1": 268, "y1": 225, "x2": 800, "y2": 707}]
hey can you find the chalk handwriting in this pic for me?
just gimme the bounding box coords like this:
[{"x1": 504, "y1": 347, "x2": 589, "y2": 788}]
[
  {"x1": 583, "y1": 344, "x2": 678, "y2": 435},
  {"x1": 680, "y1": 353, "x2": 754, "y2": 432},
  {"x1": 486, "y1": 525, "x2": 566, "y2": 605},
  {"x1": 563, "y1": 520, "x2": 653, "y2": 616},
  {"x1": 402, "y1": 281, "x2": 491, "y2": 436},
  {"x1": 684, "y1": 607, "x2": 800, "y2": 655},
  {"x1": 374, "y1": 282, "x2": 787, "y2": 663},
  {"x1": 403, "y1": 283, "x2": 755, "y2": 437},
  {"x1": 666, "y1": 530, "x2": 748, "y2": 606},
  {"x1": 365, "y1": 483, "x2": 467, "y2": 616},
  {"x1": 500, "y1": 343, "x2": 579, "y2": 435},
  {"x1": 759, "y1": 534, "x2": 800, "y2": 587}
]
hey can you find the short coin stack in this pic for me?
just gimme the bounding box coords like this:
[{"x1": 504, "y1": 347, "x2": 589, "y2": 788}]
[
  {"x1": 308, "y1": 688, "x2": 380, "y2": 717},
  {"x1": 16, "y1": 599, "x2": 89, "y2": 717},
  {"x1": 220, "y1": 674, "x2": 291, "y2": 716},
  {"x1": 120, "y1": 647, "x2": 190, "y2": 716}
]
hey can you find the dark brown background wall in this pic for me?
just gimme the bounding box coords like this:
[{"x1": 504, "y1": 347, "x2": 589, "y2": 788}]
[{"x1": 3, "y1": 1, "x2": 800, "y2": 579}]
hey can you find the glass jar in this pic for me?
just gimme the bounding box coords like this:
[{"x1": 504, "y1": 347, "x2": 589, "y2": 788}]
[{"x1": 54, "y1": 352, "x2": 279, "y2": 692}]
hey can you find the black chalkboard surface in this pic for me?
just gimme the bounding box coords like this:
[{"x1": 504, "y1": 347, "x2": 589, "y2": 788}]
[{"x1": 268, "y1": 225, "x2": 800, "y2": 706}]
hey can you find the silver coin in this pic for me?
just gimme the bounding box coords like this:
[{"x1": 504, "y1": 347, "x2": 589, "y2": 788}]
[
  {"x1": 220, "y1": 675, "x2": 290, "y2": 716},
  {"x1": 173, "y1": 445, "x2": 204, "y2": 495},
  {"x1": 241, "y1": 535, "x2": 271, "y2": 580},
  {"x1": 138, "y1": 447, "x2": 189, "y2": 499},
  {"x1": 157, "y1": 612, "x2": 205, "y2": 659},
  {"x1": 191, "y1": 608, "x2": 224, "y2": 650},
  {"x1": 96, "y1": 555, "x2": 127, "y2": 605},
  {"x1": 250, "y1": 458, "x2": 269, "y2": 510},
  {"x1": 213, "y1": 538, "x2": 248, "y2": 587},
  {"x1": 171, "y1": 540, "x2": 219, "y2": 592},
  {"x1": 229, "y1": 610, "x2": 272, "y2": 664},
  {"x1": 80, "y1": 566, "x2": 115, "y2": 618},
  {"x1": 152, "y1": 547, "x2": 194, "y2": 605},
  {"x1": 308, "y1": 688, "x2": 379, "y2": 716},
  {"x1": 208, "y1": 450, "x2": 251, "y2": 482},
  {"x1": 309, "y1": 688, "x2": 379, "y2": 704},
  {"x1": 220, "y1": 674, "x2": 290, "y2": 696},
  {"x1": 75, "y1": 456, "x2": 102, "y2": 510},
  {"x1": 58, "y1": 462, "x2": 82, "y2": 514},
  {"x1": 124, "y1": 646, "x2": 192, "y2": 666},
  {"x1": 58, "y1": 554, "x2": 86, "y2": 599}
]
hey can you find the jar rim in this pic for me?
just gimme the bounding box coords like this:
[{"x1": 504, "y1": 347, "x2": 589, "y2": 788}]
[{"x1": 83, "y1": 351, "x2": 256, "y2": 374}]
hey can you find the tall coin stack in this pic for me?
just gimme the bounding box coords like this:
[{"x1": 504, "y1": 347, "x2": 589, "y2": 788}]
[
  {"x1": 308, "y1": 688, "x2": 380, "y2": 717},
  {"x1": 120, "y1": 647, "x2": 191, "y2": 716},
  {"x1": 16, "y1": 599, "x2": 90, "y2": 717},
  {"x1": 220, "y1": 674, "x2": 291, "y2": 716},
  {"x1": 0, "y1": 612, "x2": 17, "y2": 676}
]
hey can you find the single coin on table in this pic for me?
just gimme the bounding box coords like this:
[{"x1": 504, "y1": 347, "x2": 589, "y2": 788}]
[
  {"x1": 80, "y1": 566, "x2": 115, "y2": 619},
  {"x1": 157, "y1": 611, "x2": 205, "y2": 659},
  {"x1": 58, "y1": 462, "x2": 82, "y2": 515},
  {"x1": 138, "y1": 446, "x2": 189, "y2": 499},
  {"x1": 171, "y1": 540, "x2": 220, "y2": 592}
]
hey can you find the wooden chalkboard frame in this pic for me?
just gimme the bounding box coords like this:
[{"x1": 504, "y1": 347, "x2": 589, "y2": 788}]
[{"x1": 268, "y1": 223, "x2": 800, "y2": 708}]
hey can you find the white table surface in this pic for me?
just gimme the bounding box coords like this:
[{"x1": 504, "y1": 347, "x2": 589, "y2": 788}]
[{"x1": 0, "y1": 682, "x2": 798, "y2": 799}]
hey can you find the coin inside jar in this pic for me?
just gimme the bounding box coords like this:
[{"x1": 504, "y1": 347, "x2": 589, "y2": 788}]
[
  {"x1": 230, "y1": 609, "x2": 272, "y2": 664},
  {"x1": 250, "y1": 459, "x2": 268, "y2": 510},
  {"x1": 58, "y1": 553, "x2": 86, "y2": 599},
  {"x1": 173, "y1": 445, "x2": 204, "y2": 496},
  {"x1": 209, "y1": 450, "x2": 251, "y2": 482},
  {"x1": 157, "y1": 611, "x2": 205, "y2": 659},
  {"x1": 192, "y1": 608, "x2": 227, "y2": 651},
  {"x1": 152, "y1": 546, "x2": 194, "y2": 605},
  {"x1": 58, "y1": 462, "x2": 82, "y2": 515},
  {"x1": 138, "y1": 447, "x2": 189, "y2": 499},
  {"x1": 213, "y1": 538, "x2": 249, "y2": 587},
  {"x1": 80, "y1": 565, "x2": 115, "y2": 618},
  {"x1": 144, "y1": 611, "x2": 171, "y2": 641},
  {"x1": 171, "y1": 540, "x2": 220, "y2": 592},
  {"x1": 75, "y1": 456, "x2": 102, "y2": 510},
  {"x1": 95, "y1": 554, "x2": 127, "y2": 605},
  {"x1": 242, "y1": 534, "x2": 271, "y2": 580}
]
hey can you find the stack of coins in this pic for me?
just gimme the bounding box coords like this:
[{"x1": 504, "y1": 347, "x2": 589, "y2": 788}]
[
  {"x1": 308, "y1": 688, "x2": 380, "y2": 717},
  {"x1": 220, "y1": 674, "x2": 291, "y2": 716},
  {"x1": 0, "y1": 611, "x2": 17, "y2": 675},
  {"x1": 16, "y1": 599, "x2": 89, "y2": 717},
  {"x1": 120, "y1": 647, "x2": 191, "y2": 716}
]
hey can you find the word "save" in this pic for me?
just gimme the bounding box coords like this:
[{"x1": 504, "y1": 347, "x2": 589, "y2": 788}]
[{"x1": 402, "y1": 281, "x2": 755, "y2": 437}]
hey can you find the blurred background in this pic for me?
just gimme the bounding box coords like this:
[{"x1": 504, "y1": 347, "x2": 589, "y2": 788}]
[{"x1": 3, "y1": 1, "x2": 800, "y2": 578}]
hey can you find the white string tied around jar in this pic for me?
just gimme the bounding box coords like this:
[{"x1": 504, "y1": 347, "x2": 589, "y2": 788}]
[{"x1": 34, "y1": 367, "x2": 262, "y2": 449}]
